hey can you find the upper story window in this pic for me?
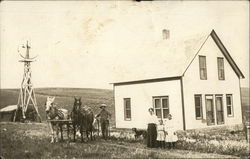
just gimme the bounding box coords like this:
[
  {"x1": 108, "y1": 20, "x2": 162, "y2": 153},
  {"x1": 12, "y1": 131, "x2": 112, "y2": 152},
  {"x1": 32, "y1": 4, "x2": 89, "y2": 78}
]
[
  {"x1": 124, "y1": 98, "x2": 131, "y2": 120},
  {"x1": 217, "y1": 57, "x2": 225, "y2": 80},
  {"x1": 153, "y1": 96, "x2": 169, "y2": 119},
  {"x1": 199, "y1": 56, "x2": 207, "y2": 80}
]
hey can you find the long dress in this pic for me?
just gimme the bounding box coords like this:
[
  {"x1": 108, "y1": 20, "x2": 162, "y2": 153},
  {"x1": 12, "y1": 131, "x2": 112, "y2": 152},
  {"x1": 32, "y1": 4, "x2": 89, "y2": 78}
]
[
  {"x1": 156, "y1": 124, "x2": 165, "y2": 141},
  {"x1": 147, "y1": 114, "x2": 158, "y2": 148},
  {"x1": 164, "y1": 119, "x2": 178, "y2": 142}
]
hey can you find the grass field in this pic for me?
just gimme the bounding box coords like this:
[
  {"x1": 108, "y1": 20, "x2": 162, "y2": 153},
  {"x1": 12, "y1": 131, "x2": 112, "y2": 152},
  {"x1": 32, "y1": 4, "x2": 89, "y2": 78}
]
[{"x1": 0, "y1": 122, "x2": 243, "y2": 159}]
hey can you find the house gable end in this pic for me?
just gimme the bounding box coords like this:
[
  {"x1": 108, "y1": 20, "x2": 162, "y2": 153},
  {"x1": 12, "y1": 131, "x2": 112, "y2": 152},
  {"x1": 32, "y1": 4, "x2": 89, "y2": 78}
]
[
  {"x1": 210, "y1": 30, "x2": 244, "y2": 79},
  {"x1": 183, "y1": 30, "x2": 244, "y2": 79}
]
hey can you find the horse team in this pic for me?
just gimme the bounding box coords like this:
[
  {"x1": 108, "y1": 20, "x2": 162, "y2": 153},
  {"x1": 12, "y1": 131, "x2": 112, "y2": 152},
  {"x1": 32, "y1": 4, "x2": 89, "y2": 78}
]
[{"x1": 45, "y1": 96, "x2": 100, "y2": 143}]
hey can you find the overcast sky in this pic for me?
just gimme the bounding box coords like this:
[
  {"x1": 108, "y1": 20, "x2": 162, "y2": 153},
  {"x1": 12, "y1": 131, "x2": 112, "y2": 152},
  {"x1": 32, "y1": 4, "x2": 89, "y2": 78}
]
[{"x1": 0, "y1": 1, "x2": 249, "y2": 89}]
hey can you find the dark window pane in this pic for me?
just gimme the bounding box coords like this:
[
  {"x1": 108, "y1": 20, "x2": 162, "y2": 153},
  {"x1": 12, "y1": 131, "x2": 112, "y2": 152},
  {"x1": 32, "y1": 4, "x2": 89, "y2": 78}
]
[
  {"x1": 155, "y1": 99, "x2": 160, "y2": 108},
  {"x1": 226, "y1": 96, "x2": 231, "y2": 105},
  {"x1": 126, "y1": 110, "x2": 131, "y2": 118},
  {"x1": 196, "y1": 108, "x2": 201, "y2": 117},
  {"x1": 195, "y1": 96, "x2": 201, "y2": 107},
  {"x1": 155, "y1": 109, "x2": 162, "y2": 118},
  {"x1": 162, "y1": 98, "x2": 168, "y2": 108},
  {"x1": 163, "y1": 109, "x2": 169, "y2": 118},
  {"x1": 227, "y1": 106, "x2": 232, "y2": 115}
]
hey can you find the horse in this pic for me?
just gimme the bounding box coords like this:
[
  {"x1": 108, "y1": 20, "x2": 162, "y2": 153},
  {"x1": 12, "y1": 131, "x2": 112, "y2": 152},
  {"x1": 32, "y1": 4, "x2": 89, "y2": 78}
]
[
  {"x1": 45, "y1": 96, "x2": 70, "y2": 143},
  {"x1": 71, "y1": 97, "x2": 94, "y2": 142}
]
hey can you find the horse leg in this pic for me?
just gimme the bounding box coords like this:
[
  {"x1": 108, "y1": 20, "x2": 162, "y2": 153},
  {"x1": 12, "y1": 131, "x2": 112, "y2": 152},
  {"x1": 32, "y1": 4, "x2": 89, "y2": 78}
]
[
  {"x1": 48, "y1": 122, "x2": 55, "y2": 143},
  {"x1": 55, "y1": 125, "x2": 59, "y2": 142},
  {"x1": 67, "y1": 122, "x2": 70, "y2": 140},
  {"x1": 80, "y1": 124, "x2": 84, "y2": 142},
  {"x1": 60, "y1": 124, "x2": 63, "y2": 141},
  {"x1": 90, "y1": 125, "x2": 93, "y2": 141},
  {"x1": 73, "y1": 123, "x2": 76, "y2": 142}
]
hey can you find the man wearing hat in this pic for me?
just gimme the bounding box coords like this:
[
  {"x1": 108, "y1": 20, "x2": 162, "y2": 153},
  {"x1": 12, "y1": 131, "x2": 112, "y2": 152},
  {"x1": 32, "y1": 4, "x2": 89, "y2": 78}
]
[{"x1": 96, "y1": 103, "x2": 111, "y2": 139}]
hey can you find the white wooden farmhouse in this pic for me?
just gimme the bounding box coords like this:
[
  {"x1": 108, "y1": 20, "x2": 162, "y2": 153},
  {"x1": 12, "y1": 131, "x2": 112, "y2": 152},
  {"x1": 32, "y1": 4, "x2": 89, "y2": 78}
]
[{"x1": 112, "y1": 30, "x2": 244, "y2": 130}]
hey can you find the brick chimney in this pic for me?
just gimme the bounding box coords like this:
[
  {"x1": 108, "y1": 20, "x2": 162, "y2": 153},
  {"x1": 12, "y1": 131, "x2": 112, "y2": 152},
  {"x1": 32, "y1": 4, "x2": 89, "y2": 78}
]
[{"x1": 162, "y1": 29, "x2": 170, "y2": 40}]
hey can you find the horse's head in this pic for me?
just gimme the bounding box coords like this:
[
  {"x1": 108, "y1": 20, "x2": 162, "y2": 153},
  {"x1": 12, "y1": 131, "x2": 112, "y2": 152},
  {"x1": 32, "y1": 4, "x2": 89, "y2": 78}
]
[
  {"x1": 73, "y1": 97, "x2": 82, "y2": 112},
  {"x1": 45, "y1": 96, "x2": 55, "y2": 113}
]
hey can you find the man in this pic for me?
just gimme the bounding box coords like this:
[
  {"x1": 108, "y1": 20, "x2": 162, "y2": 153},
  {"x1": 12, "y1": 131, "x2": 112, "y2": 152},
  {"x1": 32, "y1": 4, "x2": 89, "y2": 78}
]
[{"x1": 96, "y1": 104, "x2": 111, "y2": 139}]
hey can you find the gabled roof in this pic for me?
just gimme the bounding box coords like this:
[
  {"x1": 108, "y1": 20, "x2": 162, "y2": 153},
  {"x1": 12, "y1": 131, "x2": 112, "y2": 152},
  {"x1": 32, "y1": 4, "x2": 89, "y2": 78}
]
[
  {"x1": 112, "y1": 30, "x2": 244, "y2": 85},
  {"x1": 210, "y1": 30, "x2": 245, "y2": 78}
]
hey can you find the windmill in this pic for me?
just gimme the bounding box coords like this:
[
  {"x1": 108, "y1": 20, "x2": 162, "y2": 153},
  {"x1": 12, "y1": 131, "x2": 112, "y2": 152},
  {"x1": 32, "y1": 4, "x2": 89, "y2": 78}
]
[{"x1": 13, "y1": 41, "x2": 41, "y2": 122}]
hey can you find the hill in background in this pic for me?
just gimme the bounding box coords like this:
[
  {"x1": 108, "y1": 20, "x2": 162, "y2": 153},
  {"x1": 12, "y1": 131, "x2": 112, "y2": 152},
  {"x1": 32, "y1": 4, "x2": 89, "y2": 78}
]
[
  {"x1": 0, "y1": 87, "x2": 249, "y2": 124},
  {"x1": 0, "y1": 88, "x2": 114, "y2": 125}
]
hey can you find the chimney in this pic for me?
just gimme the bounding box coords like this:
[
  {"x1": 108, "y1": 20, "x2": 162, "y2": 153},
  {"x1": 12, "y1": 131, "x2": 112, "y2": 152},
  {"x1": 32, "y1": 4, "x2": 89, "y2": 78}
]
[{"x1": 162, "y1": 29, "x2": 170, "y2": 40}]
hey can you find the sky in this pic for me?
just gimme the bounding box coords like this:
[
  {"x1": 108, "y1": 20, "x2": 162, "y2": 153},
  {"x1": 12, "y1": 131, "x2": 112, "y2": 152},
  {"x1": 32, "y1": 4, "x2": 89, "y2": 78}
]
[{"x1": 0, "y1": 1, "x2": 249, "y2": 89}]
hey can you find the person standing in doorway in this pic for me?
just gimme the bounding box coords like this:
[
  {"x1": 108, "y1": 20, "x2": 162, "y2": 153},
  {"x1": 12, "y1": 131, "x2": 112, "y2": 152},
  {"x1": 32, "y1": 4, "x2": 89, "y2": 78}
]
[
  {"x1": 96, "y1": 104, "x2": 111, "y2": 140},
  {"x1": 147, "y1": 108, "x2": 158, "y2": 148}
]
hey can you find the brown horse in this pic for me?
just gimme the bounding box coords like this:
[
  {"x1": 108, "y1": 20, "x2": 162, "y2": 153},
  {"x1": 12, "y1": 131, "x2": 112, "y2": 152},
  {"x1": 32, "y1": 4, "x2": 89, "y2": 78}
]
[{"x1": 71, "y1": 97, "x2": 94, "y2": 142}]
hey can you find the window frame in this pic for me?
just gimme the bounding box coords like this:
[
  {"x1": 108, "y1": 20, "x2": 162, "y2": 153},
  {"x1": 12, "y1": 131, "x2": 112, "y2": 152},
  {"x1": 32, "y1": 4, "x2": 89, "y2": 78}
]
[
  {"x1": 217, "y1": 57, "x2": 225, "y2": 80},
  {"x1": 226, "y1": 94, "x2": 234, "y2": 117},
  {"x1": 153, "y1": 96, "x2": 169, "y2": 119},
  {"x1": 124, "y1": 98, "x2": 131, "y2": 121},
  {"x1": 194, "y1": 94, "x2": 203, "y2": 120},
  {"x1": 199, "y1": 55, "x2": 207, "y2": 80}
]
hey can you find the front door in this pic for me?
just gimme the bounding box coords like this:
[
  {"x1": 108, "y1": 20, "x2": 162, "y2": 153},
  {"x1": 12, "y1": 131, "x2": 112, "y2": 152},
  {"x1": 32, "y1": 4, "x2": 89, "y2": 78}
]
[
  {"x1": 205, "y1": 95, "x2": 215, "y2": 125},
  {"x1": 215, "y1": 95, "x2": 224, "y2": 124}
]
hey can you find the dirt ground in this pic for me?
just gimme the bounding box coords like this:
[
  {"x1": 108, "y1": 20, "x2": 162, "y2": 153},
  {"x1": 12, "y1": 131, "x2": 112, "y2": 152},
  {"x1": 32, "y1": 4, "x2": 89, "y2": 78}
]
[{"x1": 0, "y1": 122, "x2": 240, "y2": 159}]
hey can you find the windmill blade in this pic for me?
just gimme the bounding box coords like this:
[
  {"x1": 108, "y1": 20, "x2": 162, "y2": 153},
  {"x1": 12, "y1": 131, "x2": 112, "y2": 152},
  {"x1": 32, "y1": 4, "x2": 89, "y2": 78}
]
[
  {"x1": 19, "y1": 53, "x2": 25, "y2": 59},
  {"x1": 29, "y1": 55, "x2": 38, "y2": 59}
]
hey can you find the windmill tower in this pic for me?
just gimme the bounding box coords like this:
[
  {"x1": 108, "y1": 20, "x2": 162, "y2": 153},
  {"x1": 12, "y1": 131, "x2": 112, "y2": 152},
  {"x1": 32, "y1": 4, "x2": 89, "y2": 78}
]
[{"x1": 13, "y1": 41, "x2": 41, "y2": 122}]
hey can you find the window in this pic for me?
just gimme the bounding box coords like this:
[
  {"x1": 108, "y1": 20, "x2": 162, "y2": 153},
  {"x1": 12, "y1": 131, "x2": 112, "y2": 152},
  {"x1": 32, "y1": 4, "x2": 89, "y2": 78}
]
[
  {"x1": 194, "y1": 95, "x2": 203, "y2": 119},
  {"x1": 199, "y1": 56, "x2": 207, "y2": 80},
  {"x1": 226, "y1": 94, "x2": 233, "y2": 117},
  {"x1": 153, "y1": 96, "x2": 169, "y2": 119},
  {"x1": 124, "y1": 98, "x2": 131, "y2": 120},
  {"x1": 217, "y1": 57, "x2": 225, "y2": 80},
  {"x1": 215, "y1": 95, "x2": 224, "y2": 124}
]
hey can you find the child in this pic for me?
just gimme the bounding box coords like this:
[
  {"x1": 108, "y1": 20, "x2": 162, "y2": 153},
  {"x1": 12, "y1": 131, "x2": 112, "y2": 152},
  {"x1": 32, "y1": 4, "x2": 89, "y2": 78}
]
[
  {"x1": 156, "y1": 120, "x2": 165, "y2": 148},
  {"x1": 164, "y1": 114, "x2": 178, "y2": 149}
]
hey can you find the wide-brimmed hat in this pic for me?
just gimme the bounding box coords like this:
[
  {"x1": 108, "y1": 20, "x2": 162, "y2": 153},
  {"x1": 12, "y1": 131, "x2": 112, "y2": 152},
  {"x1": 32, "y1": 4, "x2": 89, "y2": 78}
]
[
  {"x1": 100, "y1": 104, "x2": 107, "y2": 108},
  {"x1": 148, "y1": 108, "x2": 154, "y2": 112}
]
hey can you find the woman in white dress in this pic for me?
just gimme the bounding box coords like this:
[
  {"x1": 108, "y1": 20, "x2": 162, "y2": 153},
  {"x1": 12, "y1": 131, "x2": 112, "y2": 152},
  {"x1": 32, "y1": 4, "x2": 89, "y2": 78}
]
[
  {"x1": 156, "y1": 120, "x2": 165, "y2": 148},
  {"x1": 164, "y1": 114, "x2": 178, "y2": 149}
]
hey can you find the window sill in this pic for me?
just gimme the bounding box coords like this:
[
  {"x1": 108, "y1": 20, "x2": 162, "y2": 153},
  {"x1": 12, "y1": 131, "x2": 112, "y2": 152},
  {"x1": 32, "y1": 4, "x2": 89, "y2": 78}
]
[{"x1": 196, "y1": 117, "x2": 203, "y2": 120}]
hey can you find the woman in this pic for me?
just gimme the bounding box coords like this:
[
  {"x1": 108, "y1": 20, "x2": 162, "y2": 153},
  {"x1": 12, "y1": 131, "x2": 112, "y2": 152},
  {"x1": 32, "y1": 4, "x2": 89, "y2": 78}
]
[
  {"x1": 164, "y1": 114, "x2": 178, "y2": 149},
  {"x1": 147, "y1": 108, "x2": 158, "y2": 148}
]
